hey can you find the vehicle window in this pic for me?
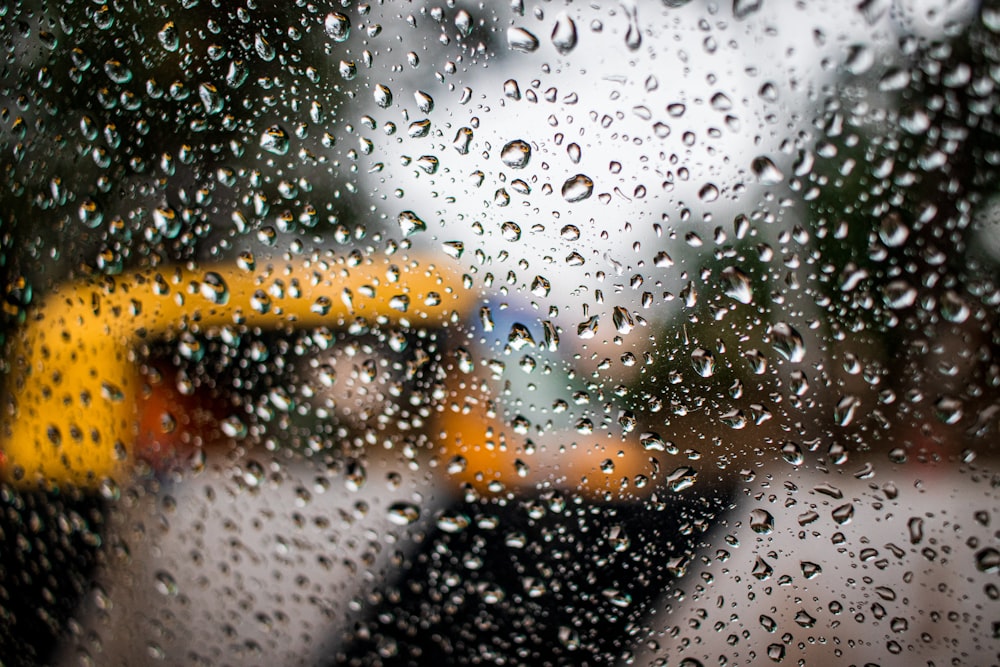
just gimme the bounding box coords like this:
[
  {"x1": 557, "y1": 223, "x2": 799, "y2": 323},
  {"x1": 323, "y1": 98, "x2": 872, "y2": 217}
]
[{"x1": 1, "y1": 1, "x2": 998, "y2": 665}]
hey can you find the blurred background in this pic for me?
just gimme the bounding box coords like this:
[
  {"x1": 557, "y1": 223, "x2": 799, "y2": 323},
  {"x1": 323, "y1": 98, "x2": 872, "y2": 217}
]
[{"x1": 1, "y1": 0, "x2": 998, "y2": 665}]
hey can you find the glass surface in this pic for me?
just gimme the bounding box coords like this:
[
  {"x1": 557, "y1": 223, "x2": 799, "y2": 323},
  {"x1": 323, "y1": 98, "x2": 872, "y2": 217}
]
[{"x1": 1, "y1": 1, "x2": 998, "y2": 665}]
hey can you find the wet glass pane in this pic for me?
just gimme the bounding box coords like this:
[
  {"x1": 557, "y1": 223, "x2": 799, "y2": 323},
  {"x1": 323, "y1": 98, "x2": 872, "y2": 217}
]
[{"x1": 1, "y1": 1, "x2": 998, "y2": 665}]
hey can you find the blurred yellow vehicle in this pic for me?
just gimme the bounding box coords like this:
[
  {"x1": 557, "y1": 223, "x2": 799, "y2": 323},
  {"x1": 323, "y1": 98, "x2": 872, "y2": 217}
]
[{"x1": 1, "y1": 256, "x2": 655, "y2": 498}]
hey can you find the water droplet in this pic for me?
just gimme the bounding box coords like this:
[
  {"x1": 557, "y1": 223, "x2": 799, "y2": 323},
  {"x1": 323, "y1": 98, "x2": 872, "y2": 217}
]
[
  {"x1": 698, "y1": 182, "x2": 720, "y2": 202},
  {"x1": 976, "y1": 547, "x2": 999, "y2": 573},
  {"x1": 832, "y1": 503, "x2": 855, "y2": 525},
  {"x1": 340, "y1": 459, "x2": 365, "y2": 491},
  {"x1": 260, "y1": 125, "x2": 290, "y2": 155},
  {"x1": 940, "y1": 290, "x2": 969, "y2": 323},
  {"x1": 845, "y1": 43, "x2": 876, "y2": 76},
  {"x1": 551, "y1": 12, "x2": 578, "y2": 54},
  {"x1": 387, "y1": 502, "x2": 421, "y2": 526},
  {"x1": 732, "y1": 0, "x2": 763, "y2": 19},
  {"x1": 834, "y1": 395, "x2": 859, "y2": 426},
  {"x1": 562, "y1": 174, "x2": 594, "y2": 202},
  {"x1": 374, "y1": 84, "x2": 393, "y2": 108},
  {"x1": 154, "y1": 571, "x2": 179, "y2": 597},
  {"x1": 414, "y1": 90, "x2": 434, "y2": 113},
  {"x1": 507, "y1": 27, "x2": 540, "y2": 52},
  {"x1": 770, "y1": 322, "x2": 805, "y2": 362},
  {"x1": 508, "y1": 323, "x2": 536, "y2": 350},
  {"x1": 454, "y1": 9, "x2": 474, "y2": 36},
  {"x1": 104, "y1": 59, "x2": 132, "y2": 84},
  {"x1": 878, "y1": 212, "x2": 910, "y2": 247},
  {"x1": 667, "y1": 466, "x2": 697, "y2": 492},
  {"x1": 577, "y1": 315, "x2": 599, "y2": 339},
  {"x1": 226, "y1": 59, "x2": 249, "y2": 88},
  {"x1": 78, "y1": 199, "x2": 103, "y2": 228},
  {"x1": 324, "y1": 12, "x2": 351, "y2": 42},
  {"x1": 501, "y1": 140, "x2": 532, "y2": 169},
  {"x1": 453, "y1": 127, "x2": 473, "y2": 154},
  {"x1": 612, "y1": 306, "x2": 634, "y2": 334},
  {"x1": 199, "y1": 271, "x2": 229, "y2": 305},
  {"x1": 750, "y1": 508, "x2": 775, "y2": 534},
  {"x1": 157, "y1": 22, "x2": 179, "y2": 51},
  {"x1": 198, "y1": 83, "x2": 222, "y2": 114},
  {"x1": 397, "y1": 210, "x2": 427, "y2": 236},
  {"x1": 721, "y1": 266, "x2": 753, "y2": 304},
  {"x1": 751, "y1": 155, "x2": 784, "y2": 185},
  {"x1": 623, "y1": 2, "x2": 642, "y2": 50},
  {"x1": 507, "y1": 273, "x2": 540, "y2": 300},
  {"x1": 752, "y1": 557, "x2": 774, "y2": 580},
  {"x1": 503, "y1": 79, "x2": 521, "y2": 100},
  {"x1": 882, "y1": 280, "x2": 917, "y2": 309},
  {"x1": 690, "y1": 348, "x2": 715, "y2": 377},
  {"x1": 777, "y1": 444, "x2": 807, "y2": 471}
]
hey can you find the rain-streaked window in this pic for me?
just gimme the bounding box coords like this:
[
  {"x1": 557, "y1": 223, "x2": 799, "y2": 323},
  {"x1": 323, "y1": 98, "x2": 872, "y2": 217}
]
[{"x1": 1, "y1": 1, "x2": 998, "y2": 665}]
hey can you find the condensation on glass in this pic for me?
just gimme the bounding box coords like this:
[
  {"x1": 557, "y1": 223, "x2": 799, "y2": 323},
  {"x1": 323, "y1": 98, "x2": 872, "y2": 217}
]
[{"x1": 0, "y1": 0, "x2": 998, "y2": 665}]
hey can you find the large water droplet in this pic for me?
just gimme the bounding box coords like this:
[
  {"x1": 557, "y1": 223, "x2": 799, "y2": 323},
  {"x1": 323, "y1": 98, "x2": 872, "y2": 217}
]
[
  {"x1": 507, "y1": 27, "x2": 540, "y2": 52},
  {"x1": 751, "y1": 156, "x2": 784, "y2": 185},
  {"x1": 387, "y1": 502, "x2": 420, "y2": 526},
  {"x1": 260, "y1": 125, "x2": 290, "y2": 155},
  {"x1": 200, "y1": 272, "x2": 229, "y2": 305},
  {"x1": 561, "y1": 174, "x2": 594, "y2": 202},
  {"x1": 750, "y1": 508, "x2": 775, "y2": 534},
  {"x1": 551, "y1": 12, "x2": 578, "y2": 54},
  {"x1": 324, "y1": 12, "x2": 351, "y2": 42},
  {"x1": 770, "y1": 322, "x2": 805, "y2": 362},
  {"x1": 501, "y1": 140, "x2": 532, "y2": 169},
  {"x1": 690, "y1": 348, "x2": 715, "y2": 377},
  {"x1": 414, "y1": 90, "x2": 434, "y2": 113},
  {"x1": 374, "y1": 84, "x2": 393, "y2": 108},
  {"x1": 157, "y1": 22, "x2": 179, "y2": 51},
  {"x1": 397, "y1": 210, "x2": 427, "y2": 236},
  {"x1": 721, "y1": 266, "x2": 753, "y2": 304}
]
